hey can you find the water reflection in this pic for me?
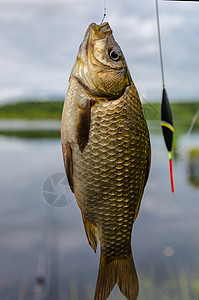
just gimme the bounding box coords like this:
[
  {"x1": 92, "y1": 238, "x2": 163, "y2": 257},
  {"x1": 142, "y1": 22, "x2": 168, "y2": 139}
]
[
  {"x1": 0, "y1": 128, "x2": 199, "y2": 300},
  {"x1": 0, "y1": 119, "x2": 61, "y2": 139},
  {"x1": 0, "y1": 119, "x2": 60, "y2": 131},
  {"x1": 0, "y1": 130, "x2": 61, "y2": 139}
]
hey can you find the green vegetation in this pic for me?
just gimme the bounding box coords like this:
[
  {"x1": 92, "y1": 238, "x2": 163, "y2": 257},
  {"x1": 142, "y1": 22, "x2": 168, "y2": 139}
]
[
  {"x1": 189, "y1": 148, "x2": 199, "y2": 160},
  {"x1": 0, "y1": 130, "x2": 60, "y2": 139},
  {"x1": 138, "y1": 262, "x2": 199, "y2": 300},
  {"x1": 0, "y1": 101, "x2": 198, "y2": 130},
  {"x1": 143, "y1": 102, "x2": 199, "y2": 132},
  {"x1": 0, "y1": 101, "x2": 64, "y2": 120},
  {"x1": 188, "y1": 147, "x2": 199, "y2": 188}
]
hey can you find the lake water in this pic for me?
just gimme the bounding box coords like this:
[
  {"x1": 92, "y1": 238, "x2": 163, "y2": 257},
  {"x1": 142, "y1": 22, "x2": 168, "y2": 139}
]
[{"x1": 0, "y1": 122, "x2": 199, "y2": 300}]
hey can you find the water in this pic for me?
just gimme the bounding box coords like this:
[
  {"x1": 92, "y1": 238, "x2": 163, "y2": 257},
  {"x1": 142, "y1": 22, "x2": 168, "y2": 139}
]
[
  {"x1": 0, "y1": 124, "x2": 199, "y2": 300},
  {"x1": 0, "y1": 119, "x2": 60, "y2": 131}
]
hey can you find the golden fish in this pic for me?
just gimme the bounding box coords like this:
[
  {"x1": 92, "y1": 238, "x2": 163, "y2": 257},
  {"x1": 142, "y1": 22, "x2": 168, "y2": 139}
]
[{"x1": 61, "y1": 22, "x2": 151, "y2": 300}]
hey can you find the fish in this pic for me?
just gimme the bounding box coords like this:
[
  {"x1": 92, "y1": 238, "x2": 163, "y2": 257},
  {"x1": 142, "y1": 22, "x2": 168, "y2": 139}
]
[{"x1": 61, "y1": 22, "x2": 151, "y2": 300}]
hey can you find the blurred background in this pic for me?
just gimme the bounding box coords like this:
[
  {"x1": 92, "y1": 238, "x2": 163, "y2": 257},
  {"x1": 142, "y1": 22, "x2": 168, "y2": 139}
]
[{"x1": 0, "y1": 0, "x2": 199, "y2": 299}]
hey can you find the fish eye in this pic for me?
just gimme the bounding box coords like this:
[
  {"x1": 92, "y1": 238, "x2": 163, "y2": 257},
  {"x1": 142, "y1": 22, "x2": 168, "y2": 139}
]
[{"x1": 109, "y1": 49, "x2": 121, "y2": 61}]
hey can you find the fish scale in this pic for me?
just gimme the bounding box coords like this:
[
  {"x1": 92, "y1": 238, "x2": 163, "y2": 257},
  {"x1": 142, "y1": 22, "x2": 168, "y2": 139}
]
[
  {"x1": 61, "y1": 22, "x2": 151, "y2": 300},
  {"x1": 72, "y1": 83, "x2": 149, "y2": 260}
]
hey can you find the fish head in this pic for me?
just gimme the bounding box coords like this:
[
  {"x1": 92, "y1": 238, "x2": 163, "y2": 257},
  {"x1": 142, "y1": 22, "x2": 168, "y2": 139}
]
[{"x1": 70, "y1": 22, "x2": 131, "y2": 99}]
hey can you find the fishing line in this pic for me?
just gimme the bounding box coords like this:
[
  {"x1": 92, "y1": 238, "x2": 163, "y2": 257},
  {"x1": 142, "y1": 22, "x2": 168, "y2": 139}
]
[
  {"x1": 155, "y1": 0, "x2": 165, "y2": 88},
  {"x1": 100, "y1": 0, "x2": 107, "y2": 24},
  {"x1": 155, "y1": 0, "x2": 175, "y2": 193}
]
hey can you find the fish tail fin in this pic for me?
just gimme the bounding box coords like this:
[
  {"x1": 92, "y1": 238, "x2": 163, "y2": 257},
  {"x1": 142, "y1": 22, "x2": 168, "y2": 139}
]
[
  {"x1": 117, "y1": 248, "x2": 139, "y2": 300},
  {"x1": 94, "y1": 251, "x2": 117, "y2": 300},
  {"x1": 94, "y1": 248, "x2": 139, "y2": 300}
]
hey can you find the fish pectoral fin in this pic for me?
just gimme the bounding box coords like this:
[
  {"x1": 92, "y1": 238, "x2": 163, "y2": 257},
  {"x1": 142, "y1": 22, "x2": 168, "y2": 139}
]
[
  {"x1": 76, "y1": 99, "x2": 91, "y2": 152},
  {"x1": 94, "y1": 248, "x2": 138, "y2": 300},
  {"x1": 81, "y1": 212, "x2": 98, "y2": 253},
  {"x1": 62, "y1": 141, "x2": 74, "y2": 193}
]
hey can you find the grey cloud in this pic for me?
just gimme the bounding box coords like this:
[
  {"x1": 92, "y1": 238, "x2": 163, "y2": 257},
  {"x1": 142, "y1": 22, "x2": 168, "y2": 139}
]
[{"x1": 0, "y1": 0, "x2": 199, "y2": 103}]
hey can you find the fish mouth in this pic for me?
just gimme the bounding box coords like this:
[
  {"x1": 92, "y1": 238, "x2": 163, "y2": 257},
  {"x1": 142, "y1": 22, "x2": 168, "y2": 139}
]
[
  {"x1": 83, "y1": 22, "x2": 112, "y2": 42},
  {"x1": 79, "y1": 22, "x2": 112, "y2": 58},
  {"x1": 79, "y1": 22, "x2": 112, "y2": 57},
  {"x1": 87, "y1": 22, "x2": 112, "y2": 40}
]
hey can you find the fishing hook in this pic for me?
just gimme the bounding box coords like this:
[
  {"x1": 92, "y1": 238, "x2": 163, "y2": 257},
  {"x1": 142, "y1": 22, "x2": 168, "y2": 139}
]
[{"x1": 100, "y1": 0, "x2": 107, "y2": 24}]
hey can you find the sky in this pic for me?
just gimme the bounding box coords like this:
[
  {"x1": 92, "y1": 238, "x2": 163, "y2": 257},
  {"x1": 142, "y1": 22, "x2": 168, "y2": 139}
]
[{"x1": 1, "y1": 0, "x2": 199, "y2": 104}]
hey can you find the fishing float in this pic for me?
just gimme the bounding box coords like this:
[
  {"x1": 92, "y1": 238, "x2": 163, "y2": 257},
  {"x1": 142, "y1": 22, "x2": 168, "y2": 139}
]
[{"x1": 155, "y1": 0, "x2": 175, "y2": 193}]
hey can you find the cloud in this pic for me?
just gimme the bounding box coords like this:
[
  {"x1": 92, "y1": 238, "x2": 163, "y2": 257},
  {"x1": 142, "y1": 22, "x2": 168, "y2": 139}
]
[
  {"x1": 0, "y1": 87, "x2": 27, "y2": 103},
  {"x1": 0, "y1": 0, "x2": 199, "y2": 103}
]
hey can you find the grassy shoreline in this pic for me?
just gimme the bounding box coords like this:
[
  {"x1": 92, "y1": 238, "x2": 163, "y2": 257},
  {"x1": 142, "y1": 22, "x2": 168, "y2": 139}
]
[
  {"x1": 0, "y1": 100, "x2": 198, "y2": 130},
  {"x1": 0, "y1": 101, "x2": 64, "y2": 120}
]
